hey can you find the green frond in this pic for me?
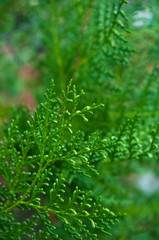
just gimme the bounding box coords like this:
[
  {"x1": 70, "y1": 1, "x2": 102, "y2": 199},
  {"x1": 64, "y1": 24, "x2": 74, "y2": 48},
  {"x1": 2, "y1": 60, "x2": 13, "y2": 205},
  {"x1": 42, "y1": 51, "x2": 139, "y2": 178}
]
[{"x1": 0, "y1": 81, "x2": 119, "y2": 239}]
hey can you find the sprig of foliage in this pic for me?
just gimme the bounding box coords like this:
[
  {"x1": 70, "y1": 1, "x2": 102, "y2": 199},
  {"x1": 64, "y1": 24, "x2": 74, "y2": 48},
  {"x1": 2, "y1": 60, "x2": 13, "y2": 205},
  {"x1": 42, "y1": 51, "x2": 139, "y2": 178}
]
[
  {"x1": 0, "y1": 81, "x2": 119, "y2": 239},
  {"x1": 1, "y1": 81, "x2": 159, "y2": 239}
]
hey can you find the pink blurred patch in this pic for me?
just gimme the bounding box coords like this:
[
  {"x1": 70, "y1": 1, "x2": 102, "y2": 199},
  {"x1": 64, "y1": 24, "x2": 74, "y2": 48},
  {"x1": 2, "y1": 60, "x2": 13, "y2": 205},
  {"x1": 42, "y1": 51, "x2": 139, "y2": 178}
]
[
  {"x1": 19, "y1": 64, "x2": 39, "y2": 82},
  {"x1": 16, "y1": 91, "x2": 37, "y2": 112},
  {"x1": 0, "y1": 45, "x2": 16, "y2": 54}
]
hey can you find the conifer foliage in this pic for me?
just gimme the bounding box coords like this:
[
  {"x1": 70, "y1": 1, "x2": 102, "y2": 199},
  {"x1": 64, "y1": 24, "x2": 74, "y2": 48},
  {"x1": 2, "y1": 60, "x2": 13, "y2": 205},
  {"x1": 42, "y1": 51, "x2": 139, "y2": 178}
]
[
  {"x1": 0, "y1": 0, "x2": 159, "y2": 239},
  {"x1": 1, "y1": 80, "x2": 159, "y2": 239},
  {"x1": 0, "y1": 81, "x2": 120, "y2": 239}
]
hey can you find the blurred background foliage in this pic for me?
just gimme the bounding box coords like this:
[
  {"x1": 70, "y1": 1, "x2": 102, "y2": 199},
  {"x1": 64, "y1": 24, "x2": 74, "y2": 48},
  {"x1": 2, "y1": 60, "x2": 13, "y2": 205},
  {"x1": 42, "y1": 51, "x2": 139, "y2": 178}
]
[
  {"x1": 1, "y1": 0, "x2": 159, "y2": 239},
  {"x1": 1, "y1": 0, "x2": 159, "y2": 126}
]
